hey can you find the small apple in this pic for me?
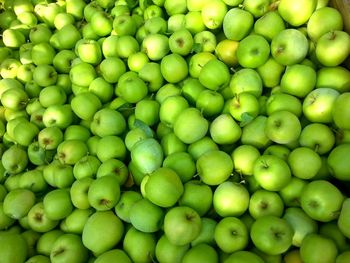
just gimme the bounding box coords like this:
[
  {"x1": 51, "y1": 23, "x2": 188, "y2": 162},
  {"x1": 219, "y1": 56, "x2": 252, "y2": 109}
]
[
  {"x1": 301, "y1": 180, "x2": 344, "y2": 222},
  {"x1": 278, "y1": 0, "x2": 317, "y2": 26},
  {"x1": 82, "y1": 211, "x2": 124, "y2": 256},
  {"x1": 249, "y1": 189, "x2": 284, "y2": 219},
  {"x1": 163, "y1": 206, "x2": 202, "y2": 246},
  {"x1": 253, "y1": 154, "x2": 292, "y2": 191},
  {"x1": 250, "y1": 215, "x2": 294, "y2": 255},
  {"x1": 223, "y1": 8, "x2": 254, "y2": 41}
]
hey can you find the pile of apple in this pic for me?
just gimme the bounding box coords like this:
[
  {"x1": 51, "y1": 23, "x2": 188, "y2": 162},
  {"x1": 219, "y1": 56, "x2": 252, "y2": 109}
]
[{"x1": 1, "y1": 0, "x2": 350, "y2": 262}]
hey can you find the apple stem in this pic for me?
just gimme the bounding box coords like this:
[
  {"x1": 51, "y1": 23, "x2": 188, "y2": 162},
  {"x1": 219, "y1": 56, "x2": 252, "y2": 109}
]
[
  {"x1": 269, "y1": 1, "x2": 280, "y2": 11},
  {"x1": 314, "y1": 144, "x2": 319, "y2": 153}
]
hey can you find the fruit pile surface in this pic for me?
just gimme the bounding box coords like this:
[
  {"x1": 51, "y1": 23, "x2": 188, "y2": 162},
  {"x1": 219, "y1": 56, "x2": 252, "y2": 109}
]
[{"x1": 0, "y1": 0, "x2": 350, "y2": 262}]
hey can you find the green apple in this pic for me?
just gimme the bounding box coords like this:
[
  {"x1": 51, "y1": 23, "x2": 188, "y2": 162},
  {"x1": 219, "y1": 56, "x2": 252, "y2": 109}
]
[
  {"x1": 316, "y1": 66, "x2": 350, "y2": 93},
  {"x1": 163, "y1": 206, "x2": 202, "y2": 246},
  {"x1": 288, "y1": 147, "x2": 322, "y2": 179},
  {"x1": 198, "y1": 57, "x2": 231, "y2": 88},
  {"x1": 27, "y1": 202, "x2": 59, "y2": 233},
  {"x1": 230, "y1": 68, "x2": 263, "y2": 97},
  {"x1": 141, "y1": 33, "x2": 170, "y2": 61},
  {"x1": 316, "y1": 30, "x2": 350, "y2": 66},
  {"x1": 254, "y1": 11, "x2": 286, "y2": 42},
  {"x1": 188, "y1": 51, "x2": 216, "y2": 78},
  {"x1": 301, "y1": 180, "x2": 344, "y2": 222},
  {"x1": 303, "y1": 87, "x2": 340, "y2": 123},
  {"x1": 56, "y1": 139, "x2": 88, "y2": 165},
  {"x1": 213, "y1": 181, "x2": 249, "y2": 217},
  {"x1": 129, "y1": 198, "x2": 164, "y2": 232},
  {"x1": 229, "y1": 92, "x2": 260, "y2": 123},
  {"x1": 70, "y1": 177, "x2": 94, "y2": 210},
  {"x1": 135, "y1": 99, "x2": 160, "y2": 127},
  {"x1": 240, "y1": 115, "x2": 271, "y2": 149},
  {"x1": 224, "y1": 251, "x2": 264, "y2": 263},
  {"x1": 123, "y1": 226, "x2": 157, "y2": 263},
  {"x1": 271, "y1": 29, "x2": 309, "y2": 65},
  {"x1": 283, "y1": 207, "x2": 318, "y2": 247},
  {"x1": 300, "y1": 233, "x2": 338, "y2": 263},
  {"x1": 43, "y1": 188, "x2": 73, "y2": 221},
  {"x1": 182, "y1": 243, "x2": 218, "y2": 263},
  {"x1": 232, "y1": 144, "x2": 261, "y2": 176},
  {"x1": 210, "y1": 114, "x2": 242, "y2": 145},
  {"x1": 96, "y1": 158, "x2": 128, "y2": 185},
  {"x1": 196, "y1": 89, "x2": 224, "y2": 117},
  {"x1": 138, "y1": 62, "x2": 164, "y2": 92},
  {"x1": 193, "y1": 30, "x2": 217, "y2": 53},
  {"x1": 3, "y1": 188, "x2": 35, "y2": 220},
  {"x1": 96, "y1": 135, "x2": 126, "y2": 162},
  {"x1": 214, "y1": 216, "x2": 248, "y2": 253},
  {"x1": 161, "y1": 132, "x2": 187, "y2": 156},
  {"x1": 155, "y1": 234, "x2": 189, "y2": 263},
  {"x1": 253, "y1": 154, "x2": 292, "y2": 191},
  {"x1": 94, "y1": 249, "x2": 132, "y2": 263},
  {"x1": 142, "y1": 167, "x2": 183, "y2": 207},
  {"x1": 327, "y1": 143, "x2": 350, "y2": 181},
  {"x1": 60, "y1": 208, "x2": 94, "y2": 234},
  {"x1": 1, "y1": 145, "x2": 28, "y2": 175},
  {"x1": 223, "y1": 8, "x2": 254, "y2": 41},
  {"x1": 88, "y1": 175, "x2": 121, "y2": 211},
  {"x1": 248, "y1": 189, "x2": 284, "y2": 219},
  {"x1": 197, "y1": 150, "x2": 233, "y2": 185},
  {"x1": 82, "y1": 211, "x2": 124, "y2": 255},
  {"x1": 338, "y1": 198, "x2": 350, "y2": 238},
  {"x1": 0, "y1": 232, "x2": 27, "y2": 263},
  {"x1": 169, "y1": 28, "x2": 194, "y2": 56},
  {"x1": 280, "y1": 64, "x2": 317, "y2": 98},
  {"x1": 173, "y1": 107, "x2": 208, "y2": 144},
  {"x1": 39, "y1": 85, "x2": 67, "y2": 108},
  {"x1": 50, "y1": 233, "x2": 88, "y2": 263},
  {"x1": 163, "y1": 152, "x2": 196, "y2": 183},
  {"x1": 215, "y1": 39, "x2": 239, "y2": 67},
  {"x1": 236, "y1": 34, "x2": 270, "y2": 68},
  {"x1": 319, "y1": 222, "x2": 350, "y2": 252},
  {"x1": 116, "y1": 71, "x2": 148, "y2": 103},
  {"x1": 307, "y1": 7, "x2": 343, "y2": 41},
  {"x1": 265, "y1": 110, "x2": 301, "y2": 144},
  {"x1": 159, "y1": 95, "x2": 189, "y2": 128},
  {"x1": 251, "y1": 215, "x2": 294, "y2": 255},
  {"x1": 160, "y1": 53, "x2": 188, "y2": 83},
  {"x1": 332, "y1": 92, "x2": 350, "y2": 130},
  {"x1": 36, "y1": 230, "x2": 64, "y2": 256},
  {"x1": 19, "y1": 168, "x2": 48, "y2": 193},
  {"x1": 178, "y1": 180, "x2": 213, "y2": 216},
  {"x1": 131, "y1": 138, "x2": 163, "y2": 174},
  {"x1": 266, "y1": 93, "x2": 302, "y2": 117},
  {"x1": 278, "y1": 0, "x2": 317, "y2": 26}
]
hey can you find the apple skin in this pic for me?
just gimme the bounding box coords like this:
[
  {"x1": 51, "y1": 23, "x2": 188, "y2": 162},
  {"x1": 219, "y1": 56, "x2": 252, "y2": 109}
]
[
  {"x1": 224, "y1": 251, "x2": 264, "y2": 263},
  {"x1": 94, "y1": 249, "x2": 132, "y2": 263},
  {"x1": 142, "y1": 167, "x2": 184, "y2": 208},
  {"x1": 332, "y1": 92, "x2": 350, "y2": 130},
  {"x1": 248, "y1": 189, "x2": 284, "y2": 219},
  {"x1": 163, "y1": 206, "x2": 202, "y2": 246},
  {"x1": 129, "y1": 198, "x2": 164, "y2": 233},
  {"x1": 214, "y1": 216, "x2": 249, "y2": 253},
  {"x1": 316, "y1": 31, "x2": 350, "y2": 67},
  {"x1": 338, "y1": 198, "x2": 350, "y2": 238},
  {"x1": 82, "y1": 211, "x2": 124, "y2": 256},
  {"x1": 300, "y1": 180, "x2": 344, "y2": 222},
  {"x1": 253, "y1": 154, "x2": 292, "y2": 191},
  {"x1": 316, "y1": 66, "x2": 350, "y2": 93},
  {"x1": 278, "y1": 0, "x2": 317, "y2": 26},
  {"x1": 3, "y1": 188, "x2": 36, "y2": 220},
  {"x1": 250, "y1": 215, "x2": 294, "y2": 255},
  {"x1": 197, "y1": 150, "x2": 234, "y2": 186},
  {"x1": 155, "y1": 234, "x2": 189, "y2": 263},
  {"x1": 307, "y1": 7, "x2": 343, "y2": 41},
  {"x1": 271, "y1": 29, "x2": 309, "y2": 66},
  {"x1": 223, "y1": 8, "x2": 254, "y2": 41},
  {"x1": 303, "y1": 87, "x2": 340, "y2": 123},
  {"x1": 288, "y1": 147, "x2": 322, "y2": 180},
  {"x1": 300, "y1": 233, "x2": 338, "y2": 263},
  {"x1": 236, "y1": 34, "x2": 270, "y2": 69},
  {"x1": 0, "y1": 232, "x2": 28, "y2": 263},
  {"x1": 265, "y1": 110, "x2": 301, "y2": 145},
  {"x1": 213, "y1": 181, "x2": 250, "y2": 217},
  {"x1": 50, "y1": 233, "x2": 88, "y2": 263},
  {"x1": 327, "y1": 143, "x2": 350, "y2": 181}
]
